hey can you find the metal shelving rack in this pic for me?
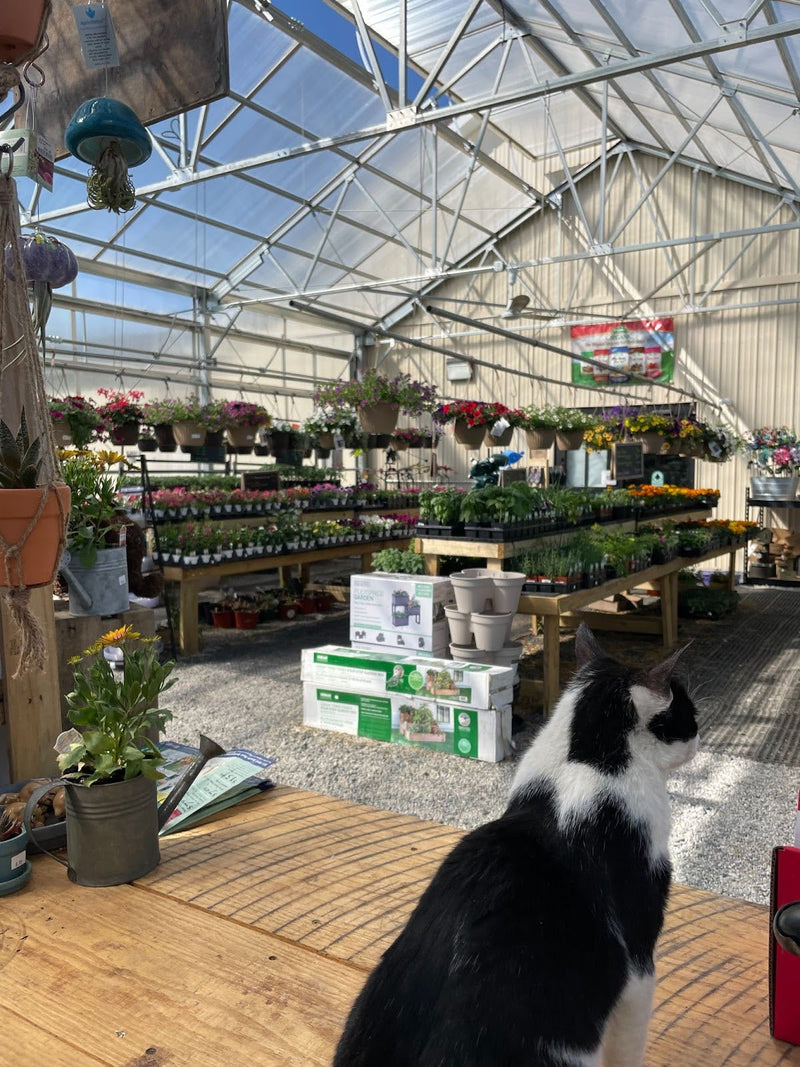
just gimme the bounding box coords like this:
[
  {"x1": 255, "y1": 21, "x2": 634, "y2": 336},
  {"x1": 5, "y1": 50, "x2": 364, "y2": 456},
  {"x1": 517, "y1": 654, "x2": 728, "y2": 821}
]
[{"x1": 743, "y1": 492, "x2": 800, "y2": 586}]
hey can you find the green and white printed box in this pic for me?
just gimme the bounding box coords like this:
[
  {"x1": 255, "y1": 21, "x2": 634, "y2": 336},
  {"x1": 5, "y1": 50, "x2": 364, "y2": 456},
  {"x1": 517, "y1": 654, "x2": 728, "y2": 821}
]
[
  {"x1": 302, "y1": 684, "x2": 511, "y2": 763},
  {"x1": 350, "y1": 620, "x2": 450, "y2": 657},
  {"x1": 302, "y1": 645, "x2": 514, "y2": 710},
  {"x1": 349, "y1": 574, "x2": 454, "y2": 648}
]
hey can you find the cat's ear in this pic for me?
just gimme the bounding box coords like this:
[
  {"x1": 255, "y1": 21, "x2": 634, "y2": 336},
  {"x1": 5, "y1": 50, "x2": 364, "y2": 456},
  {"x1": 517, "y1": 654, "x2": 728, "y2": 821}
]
[
  {"x1": 640, "y1": 643, "x2": 691, "y2": 695},
  {"x1": 575, "y1": 623, "x2": 605, "y2": 668}
]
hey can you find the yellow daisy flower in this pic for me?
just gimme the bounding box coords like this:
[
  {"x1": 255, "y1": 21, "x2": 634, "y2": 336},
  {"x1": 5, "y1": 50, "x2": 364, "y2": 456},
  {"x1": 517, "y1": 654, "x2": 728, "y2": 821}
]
[{"x1": 98, "y1": 624, "x2": 140, "y2": 647}]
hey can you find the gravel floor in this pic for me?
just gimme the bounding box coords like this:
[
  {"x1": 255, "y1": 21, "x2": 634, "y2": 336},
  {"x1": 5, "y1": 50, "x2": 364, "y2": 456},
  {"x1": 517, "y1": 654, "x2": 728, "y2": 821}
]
[{"x1": 163, "y1": 593, "x2": 800, "y2": 907}]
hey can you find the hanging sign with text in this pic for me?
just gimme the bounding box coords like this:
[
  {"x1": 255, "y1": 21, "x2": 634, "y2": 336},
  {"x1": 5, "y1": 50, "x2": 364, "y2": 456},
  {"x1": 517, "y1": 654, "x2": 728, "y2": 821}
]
[{"x1": 570, "y1": 318, "x2": 674, "y2": 386}]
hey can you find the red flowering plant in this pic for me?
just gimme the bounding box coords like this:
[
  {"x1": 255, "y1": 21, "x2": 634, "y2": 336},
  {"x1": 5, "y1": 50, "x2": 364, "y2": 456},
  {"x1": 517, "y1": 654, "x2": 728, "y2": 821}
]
[
  {"x1": 435, "y1": 401, "x2": 522, "y2": 428},
  {"x1": 49, "y1": 395, "x2": 103, "y2": 447},
  {"x1": 96, "y1": 388, "x2": 144, "y2": 437}
]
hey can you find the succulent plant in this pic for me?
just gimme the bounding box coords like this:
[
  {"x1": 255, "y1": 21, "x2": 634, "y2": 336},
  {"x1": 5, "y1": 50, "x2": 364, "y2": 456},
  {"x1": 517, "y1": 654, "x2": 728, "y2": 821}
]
[{"x1": 0, "y1": 410, "x2": 42, "y2": 489}]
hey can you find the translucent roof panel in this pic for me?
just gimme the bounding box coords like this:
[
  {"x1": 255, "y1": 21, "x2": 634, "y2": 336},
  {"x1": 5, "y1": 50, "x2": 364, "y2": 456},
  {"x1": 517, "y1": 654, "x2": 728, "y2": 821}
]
[{"x1": 14, "y1": 0, "x2": 800, "y2": 364}]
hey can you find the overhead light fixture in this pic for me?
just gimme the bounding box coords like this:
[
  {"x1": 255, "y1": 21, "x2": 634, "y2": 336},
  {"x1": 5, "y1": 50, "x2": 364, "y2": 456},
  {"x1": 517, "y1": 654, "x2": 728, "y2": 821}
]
[{"x1": 500, "y1": 268, "x2": 530, "y2": 319}]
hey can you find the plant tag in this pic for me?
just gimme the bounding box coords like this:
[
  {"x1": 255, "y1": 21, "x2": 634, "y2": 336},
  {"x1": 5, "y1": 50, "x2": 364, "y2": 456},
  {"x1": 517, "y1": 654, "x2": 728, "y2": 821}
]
[
  {"x1": 0, "y1": 129, "x2": 54, "y2": 191},
  {"x1": 55, "y1": 728, "x2": 83, "y2": 754},
  {"x1": 333, "y1": 434, "x2": 345, "y2": 450},
  {"x1": 72, "y1": 4, "x2": 120, "y2": 68},
  {"x1": 11, "y1": 850, "x2": 25, "y2": 871},
  {"x1": 489, "y1": 417, "x2": 510, "y2": 438}
]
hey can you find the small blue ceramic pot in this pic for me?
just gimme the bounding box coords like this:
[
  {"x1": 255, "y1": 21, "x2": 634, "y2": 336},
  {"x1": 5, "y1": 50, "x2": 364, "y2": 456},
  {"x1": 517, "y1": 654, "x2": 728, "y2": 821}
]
[{"x1": 65, "y1": 97, "x2": 152, "y2": 166}]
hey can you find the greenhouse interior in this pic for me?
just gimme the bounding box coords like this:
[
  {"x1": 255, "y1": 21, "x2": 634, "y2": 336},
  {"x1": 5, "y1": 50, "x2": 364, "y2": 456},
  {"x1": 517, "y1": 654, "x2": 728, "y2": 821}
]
[{"x1": 2, "y1": 1, "x2": 800, "y2": 1063}]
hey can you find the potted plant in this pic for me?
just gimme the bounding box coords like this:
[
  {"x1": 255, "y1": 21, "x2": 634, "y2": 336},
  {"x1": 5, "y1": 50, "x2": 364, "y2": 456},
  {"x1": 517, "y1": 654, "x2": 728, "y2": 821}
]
[
  {"x1": 623, "y1": 412, "x2": 671, "y2": 454},
  {"x1": 48, "y1": 395, "x2": 104, "y2": 448},
  {"x1": 169, "y1": 395, "x2": 208, "y2": 448},
  {"x1": 552, "y1": 407, "x2": 596, "y2": 451},
  {"x1": 96, "y1": 387, "x2": 145, "y2": 447},
  {"x1": 59, "y1": 449, "x2": 132, "y2": 616},
  {"x1": 218, "y1": 399, "x2": 271, "y2": 450},
  {"x1": 39, "y1": 623, "x2": 176, "y2": 886},
  {"x1": 0, "y1": 410, "x2": 71, "y2": 590},
  {"x1": 746, "y1": 426, "x2": 799, "y2": 500},
  {"x1": 521, "y1": 405, "x2": 559, "y2": 450},
  {"x1": 435, "y1": 400, "x2": 495, "y2": 448},
  {"x1": 141, "y1": 398, "x2": 179, "y2": 451},
  {"x1": 314, "y1": 370, "x2": 438, "y2": 435},
  {"x1": 0, "y1": 807, "x2": 30, "y2": 895}
]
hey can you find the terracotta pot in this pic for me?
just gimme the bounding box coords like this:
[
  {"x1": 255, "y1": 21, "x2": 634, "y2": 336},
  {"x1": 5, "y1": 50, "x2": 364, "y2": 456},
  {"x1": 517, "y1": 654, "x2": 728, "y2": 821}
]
[
  {"x1": 453, "y1": 419, "x2": 486, "y2": 448},
  {"x1": 279, "y1": 602, "x2": 300, "y2": 621},
  {"x1": 0, "y1": 0, "x2": 49, "y2": 65},
  {"x1": 109, "y1": 421, "x2": 140, "y2": 446},
  {"x1": 525, "y1": 427, "x2": 556, "y2": 450},
  {"x1": 297, "y1": 596, "x2": 317, "y2": 615},
  {"x1": 358, "y1": 402, "x2": 399, "y2": 435},
  {"x1": 0, "y1": 484, "x2": 70, "y2": 589},
  {"x1": 555, "y1": 429, "x2": 585, "y2": 451},
  {"x1": 226, "y1": 425, "x2": 258, "y2": 448},
  {"x1": 484, "y1": 424, "x2": 514, "y2": 446},
  {"x1": 211, "y1": 608, "x2": 235, "y2": 628},
  {"x1": 234, "y1": 609, "x2": 260, "y2": 629},
  {"x1": 173, "y1": 421, "x2": 207, "y2": 447}
]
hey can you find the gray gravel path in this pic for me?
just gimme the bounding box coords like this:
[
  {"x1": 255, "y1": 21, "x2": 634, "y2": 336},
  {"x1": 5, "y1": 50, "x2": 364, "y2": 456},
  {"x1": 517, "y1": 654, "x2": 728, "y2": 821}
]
[{"x1": 163, "y1": 597, "x2": 800, "y2": 907}]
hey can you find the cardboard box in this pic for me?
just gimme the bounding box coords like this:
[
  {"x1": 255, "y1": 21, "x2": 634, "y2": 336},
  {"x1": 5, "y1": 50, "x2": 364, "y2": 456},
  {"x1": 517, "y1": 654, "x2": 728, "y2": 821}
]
[
  {"x1": 302, "y1": 645, "x2": 514, "y2": 710},
  {"x1": 350, "y1": 619, "x2": 451, "y2": 656},
  {"x1": 770, "y1": 845, "x2": 800, "y2": 1044},
  {"x1": 349, "y1": 574, "x2": 454, "y2": 648},
  {"x1": 302, "y1": 683, "x2": 511, "y2": 763}
]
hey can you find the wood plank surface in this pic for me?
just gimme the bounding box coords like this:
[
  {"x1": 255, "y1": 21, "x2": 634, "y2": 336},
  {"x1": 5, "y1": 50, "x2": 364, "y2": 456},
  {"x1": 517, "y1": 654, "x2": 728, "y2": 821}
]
[
  {"x1": 145, "y1": 788, "x2": 800, "y2": 1066},
  {"x1": 1, "y1": 855, "x2": 362, "y2": 1067}
]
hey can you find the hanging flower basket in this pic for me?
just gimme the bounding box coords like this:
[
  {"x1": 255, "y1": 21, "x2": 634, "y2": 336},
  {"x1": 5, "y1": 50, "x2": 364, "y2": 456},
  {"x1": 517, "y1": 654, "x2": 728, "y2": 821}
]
[
  {"x1": 632, "y1": 431, "x2": 665, "y2": 454},
  {"x1": 137, "y1": 435, "x2": 157, "y2": 453},
  {"x1": 0, "y1": 484, "x2": 71, "y2": 589},
  {"x1": 109, "y1": 421, "x2": 140, "y2": 447},
  {"x1": 317, "y1": 431, "x2": 335, "y2": 450},
  {"x1": 52, "y1": 417, "x2": 73, "y2": 447},
  {"x1": 484, "y1": 424, "x2": 513, "y2": 447},
  {"x1": 358, "y1": 402, "x2": 399, "y2": 435},
  {"x1": 226, "y1": 425, "x2": 257, "y2": 449},
  {"x1": 173, "y1": 421, "x2": 207, "y2": 448},
  {"x1": 555, "y1": 429, "x2": 585, "y2": 451},
  {"x1": 391, "y1": 435, "x2": 409, "y2": 451},
  {"x1": 453, "y1": 419, "x2": 486, "y2": 447},
  {"x1": 152, "y1": 423, "x2": 176, "y2": 451},
  {"x1": 525, "y1": 428, "x2": 556, "y2": 450}
]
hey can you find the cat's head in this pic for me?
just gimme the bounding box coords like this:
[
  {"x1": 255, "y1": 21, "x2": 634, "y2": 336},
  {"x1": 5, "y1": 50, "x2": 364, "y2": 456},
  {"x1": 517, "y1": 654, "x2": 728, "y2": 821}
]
[{"x1": 566, "y1": 623, "x2": 699, "y2": 775}]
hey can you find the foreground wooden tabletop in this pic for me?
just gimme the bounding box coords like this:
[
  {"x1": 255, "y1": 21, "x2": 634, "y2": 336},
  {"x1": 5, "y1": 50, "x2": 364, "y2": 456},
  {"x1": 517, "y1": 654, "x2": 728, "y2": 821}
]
[{"x1": 2, "y1": 786, "x2": 797, "y2": 1066}]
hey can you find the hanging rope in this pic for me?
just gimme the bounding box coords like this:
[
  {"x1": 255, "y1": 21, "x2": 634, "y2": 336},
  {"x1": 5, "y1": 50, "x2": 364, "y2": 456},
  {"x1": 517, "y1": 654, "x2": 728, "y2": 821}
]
[{"x1": 0, "y1": 172, "x2": 69, "y2": 676}]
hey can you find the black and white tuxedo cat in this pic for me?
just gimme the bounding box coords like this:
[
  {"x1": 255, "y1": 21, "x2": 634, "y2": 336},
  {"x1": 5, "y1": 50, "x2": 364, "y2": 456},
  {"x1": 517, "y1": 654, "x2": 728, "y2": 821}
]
[{"x1": 334, "y1": 624, "x2": 699, "y2": 1067}]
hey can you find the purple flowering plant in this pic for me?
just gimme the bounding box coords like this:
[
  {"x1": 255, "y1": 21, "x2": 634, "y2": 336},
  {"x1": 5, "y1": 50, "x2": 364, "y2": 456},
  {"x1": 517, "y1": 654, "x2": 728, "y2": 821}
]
[{"x1": 314, "y1": 369, "x2": 438, "y2": 415}]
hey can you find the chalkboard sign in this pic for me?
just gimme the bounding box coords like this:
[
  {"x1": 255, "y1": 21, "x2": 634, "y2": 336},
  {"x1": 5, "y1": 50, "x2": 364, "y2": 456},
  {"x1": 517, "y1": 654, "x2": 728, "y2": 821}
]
[
  {"x1": 612, "y1": 441, "x2": 644, "y2": 481},
  {"x1": 242, "y1": 471, "x2": 281, "y2": 491}
]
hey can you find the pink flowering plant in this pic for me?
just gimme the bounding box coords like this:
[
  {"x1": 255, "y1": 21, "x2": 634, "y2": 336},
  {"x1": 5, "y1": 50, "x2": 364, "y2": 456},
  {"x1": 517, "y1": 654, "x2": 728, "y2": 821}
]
[
  {"x1": 96, "y1": 388, "x2": 144, "y2": 430},
  {"x1": 218, "y1": 400, "x2": 271, "y2": 429},
  {"x1": 314, "y1": 369, "x2": 438, "y2": 415},
  {"x1": 746, "y1": 426, "x2": 799, "y2": 475},
  {"x1": 49, "y1": 395, "x2": 103, "y2": 447}
]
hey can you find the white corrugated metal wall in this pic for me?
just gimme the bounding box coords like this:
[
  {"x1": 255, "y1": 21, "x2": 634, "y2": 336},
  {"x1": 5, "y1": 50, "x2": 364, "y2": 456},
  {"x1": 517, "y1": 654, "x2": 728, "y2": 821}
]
[{"x1": 380, "y1": 152, "x2": 800, "y2": 534}]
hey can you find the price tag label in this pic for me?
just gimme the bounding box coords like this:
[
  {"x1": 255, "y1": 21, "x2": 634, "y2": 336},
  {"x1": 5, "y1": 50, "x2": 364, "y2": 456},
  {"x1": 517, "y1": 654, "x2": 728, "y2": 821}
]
[{"x1": 72, "y1": 4, "x2": 120, "y2": 68}]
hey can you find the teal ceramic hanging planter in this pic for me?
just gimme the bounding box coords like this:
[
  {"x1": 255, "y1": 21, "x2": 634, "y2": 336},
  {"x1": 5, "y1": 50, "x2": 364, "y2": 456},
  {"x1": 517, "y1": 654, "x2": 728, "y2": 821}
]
[{"x1": 65, "y1": 98, "x2": 152, "y2": 214}]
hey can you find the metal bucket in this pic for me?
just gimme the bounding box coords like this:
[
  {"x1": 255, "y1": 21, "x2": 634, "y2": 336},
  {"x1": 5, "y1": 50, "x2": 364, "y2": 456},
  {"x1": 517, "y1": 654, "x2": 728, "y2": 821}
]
[
  {"x1": 65, "y1": 775, "x2": 160, "y2": 886},
  {"x1": 64, "y1": 546, "x2": 129, "y2": 616},
  {"x1": 749, "y1": 476, "x2": 799, "y2": 501}
]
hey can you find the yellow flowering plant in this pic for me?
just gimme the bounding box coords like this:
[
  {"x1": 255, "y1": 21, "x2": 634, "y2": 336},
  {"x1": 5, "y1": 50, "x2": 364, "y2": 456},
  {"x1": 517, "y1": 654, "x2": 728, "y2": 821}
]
[{"x1": 58, "y1": 625, "x2": 175, "y2": 786}]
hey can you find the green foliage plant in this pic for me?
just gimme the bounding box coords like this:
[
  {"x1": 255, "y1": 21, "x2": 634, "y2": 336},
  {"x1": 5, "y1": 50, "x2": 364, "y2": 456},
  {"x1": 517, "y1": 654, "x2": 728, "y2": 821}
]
[
  {"x1": 59, "y1": 624, "x2": 175, "y2": 786},
  {"x1": 0, "y1": 411, "x2": 41, "y2": 488}
]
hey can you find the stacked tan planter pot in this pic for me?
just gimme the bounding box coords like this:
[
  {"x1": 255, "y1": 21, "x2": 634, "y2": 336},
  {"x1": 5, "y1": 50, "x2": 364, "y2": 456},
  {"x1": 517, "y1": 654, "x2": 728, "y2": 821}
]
[{"x1": 446, "y1": 569, "x2": 526, "y2": 683}]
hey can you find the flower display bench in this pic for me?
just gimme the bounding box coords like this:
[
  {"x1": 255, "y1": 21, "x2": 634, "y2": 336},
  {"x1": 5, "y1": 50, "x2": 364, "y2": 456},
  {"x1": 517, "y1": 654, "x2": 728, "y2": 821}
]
[
  {"x1": 518, "y1": 540, "x2": 745, "y2": 714},
  {"x1": 162, "y1": 538, "x2": 409, "y2": 655}
]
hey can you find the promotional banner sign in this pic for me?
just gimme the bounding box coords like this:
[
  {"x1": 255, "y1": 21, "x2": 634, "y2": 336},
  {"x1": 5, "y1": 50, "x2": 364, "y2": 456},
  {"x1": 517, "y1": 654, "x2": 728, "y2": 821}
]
[{"x1": 570, "y1": 318, "x2": 674, "y2": 386}]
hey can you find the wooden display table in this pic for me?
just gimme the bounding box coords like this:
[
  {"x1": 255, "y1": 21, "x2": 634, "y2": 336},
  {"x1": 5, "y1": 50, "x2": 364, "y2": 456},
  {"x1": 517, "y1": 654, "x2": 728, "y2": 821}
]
[
  {"x1": 2, "y1": 787, "x2": 796, "y2": 1065},
  {"x1": 163, "y1": 538, "x2": 409, "y2": 655},
  {"x1": 519, "y1": 543, "x2": 743, "y2": 713}
]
